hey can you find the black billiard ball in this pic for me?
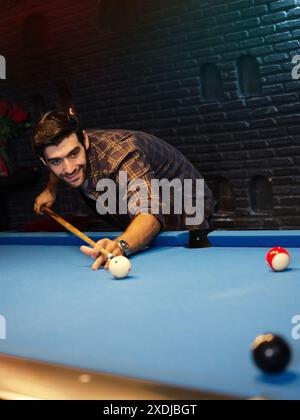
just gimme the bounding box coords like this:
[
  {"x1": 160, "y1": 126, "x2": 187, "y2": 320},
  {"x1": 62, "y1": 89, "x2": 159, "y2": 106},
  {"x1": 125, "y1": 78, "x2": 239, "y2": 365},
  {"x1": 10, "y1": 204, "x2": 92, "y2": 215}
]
[{"x1": 252, "y1": 334, "x2": 292, "y2": 374}]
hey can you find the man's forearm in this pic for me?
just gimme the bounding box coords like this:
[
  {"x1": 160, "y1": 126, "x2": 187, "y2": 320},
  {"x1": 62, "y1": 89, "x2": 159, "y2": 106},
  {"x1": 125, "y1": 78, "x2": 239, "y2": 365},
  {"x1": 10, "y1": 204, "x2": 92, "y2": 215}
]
[{"x1": 117, "y1": 214, "x2": 161, "y2": 254}]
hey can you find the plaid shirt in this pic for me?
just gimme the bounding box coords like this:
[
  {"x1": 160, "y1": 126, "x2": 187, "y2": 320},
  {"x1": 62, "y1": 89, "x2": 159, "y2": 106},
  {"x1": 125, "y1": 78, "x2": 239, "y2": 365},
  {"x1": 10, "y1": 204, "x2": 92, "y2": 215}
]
[{"x1": 84, "y1": 129, "x2": 215, "y2": 231}]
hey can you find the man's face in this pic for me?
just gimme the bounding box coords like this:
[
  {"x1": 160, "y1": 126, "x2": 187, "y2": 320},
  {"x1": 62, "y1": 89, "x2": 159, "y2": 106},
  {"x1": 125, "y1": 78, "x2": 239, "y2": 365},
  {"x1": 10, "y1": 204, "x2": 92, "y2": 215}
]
[{"x1": 44, "y1": 133, "x2": 87, "y2": 188}]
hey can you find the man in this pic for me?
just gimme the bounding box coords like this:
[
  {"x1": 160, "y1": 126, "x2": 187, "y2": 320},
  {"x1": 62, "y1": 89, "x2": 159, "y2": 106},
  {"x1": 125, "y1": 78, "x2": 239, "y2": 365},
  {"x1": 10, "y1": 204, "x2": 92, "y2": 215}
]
[{"x1": 33, "y1": 110, "x2": 215, "y2": 270}]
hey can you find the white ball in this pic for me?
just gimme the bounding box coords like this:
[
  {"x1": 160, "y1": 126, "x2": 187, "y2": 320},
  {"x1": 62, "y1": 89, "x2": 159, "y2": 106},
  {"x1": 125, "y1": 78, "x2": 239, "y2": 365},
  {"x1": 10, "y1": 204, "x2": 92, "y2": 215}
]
[
  {"x1": 109, "y1": 256, "x2": 131, "y2": 279},
  {"x1": 272, "y1": 253, "x2": 290, "y2": 272}
]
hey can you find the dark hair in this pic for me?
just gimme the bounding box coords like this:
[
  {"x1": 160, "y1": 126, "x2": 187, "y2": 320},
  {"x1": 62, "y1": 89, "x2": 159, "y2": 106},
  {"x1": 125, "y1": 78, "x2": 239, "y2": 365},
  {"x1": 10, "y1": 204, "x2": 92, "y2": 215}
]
[{"x1": 32, "y1": 110, "x2": 85, "y2": 158}]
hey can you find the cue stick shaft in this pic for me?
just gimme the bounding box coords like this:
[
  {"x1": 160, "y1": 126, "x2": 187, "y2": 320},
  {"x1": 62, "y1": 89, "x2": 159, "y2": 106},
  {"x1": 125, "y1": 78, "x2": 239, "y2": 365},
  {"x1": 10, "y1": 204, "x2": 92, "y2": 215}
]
[{"x1": 42, "y1": 207, "x2": 112, "y2": 259}]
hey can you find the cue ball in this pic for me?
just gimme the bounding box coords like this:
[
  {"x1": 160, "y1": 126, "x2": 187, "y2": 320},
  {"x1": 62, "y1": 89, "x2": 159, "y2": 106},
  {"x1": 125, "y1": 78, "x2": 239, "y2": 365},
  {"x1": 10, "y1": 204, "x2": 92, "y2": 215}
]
[
  {"x1": 109, "y1": 256, "x2": 131, "y2": 279},
  {"x1": 252, "y1": 334, "x2": 292, "y2": 374},
  {"x1": 266, "y1": 247, "x2": 290, "y2": 272}
]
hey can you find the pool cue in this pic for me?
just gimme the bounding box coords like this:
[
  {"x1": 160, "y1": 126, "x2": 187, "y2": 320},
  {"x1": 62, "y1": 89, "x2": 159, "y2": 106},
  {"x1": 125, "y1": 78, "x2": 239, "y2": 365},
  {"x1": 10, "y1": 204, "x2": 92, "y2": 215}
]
[{"x1": 42, "y1": 207, "x2": 113, "y2": 260}]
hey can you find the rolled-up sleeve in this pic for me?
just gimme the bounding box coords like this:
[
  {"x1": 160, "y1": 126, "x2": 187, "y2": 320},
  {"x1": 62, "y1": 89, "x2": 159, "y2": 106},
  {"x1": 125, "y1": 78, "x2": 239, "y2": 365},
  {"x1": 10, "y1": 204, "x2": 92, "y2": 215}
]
[{"x1": 114, "y1": 150, "x2": 166, "y2": 229}]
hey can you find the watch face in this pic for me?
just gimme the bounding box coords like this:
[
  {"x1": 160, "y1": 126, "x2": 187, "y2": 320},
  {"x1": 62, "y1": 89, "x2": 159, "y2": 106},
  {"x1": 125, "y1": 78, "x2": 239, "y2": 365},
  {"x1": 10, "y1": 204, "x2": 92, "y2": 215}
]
[
  {"x1": 119, "y1": 240, "x2": 130, "y2": 256},
  {"x1": 119, "y1": 240, "x2": 126, "y2": 253}
]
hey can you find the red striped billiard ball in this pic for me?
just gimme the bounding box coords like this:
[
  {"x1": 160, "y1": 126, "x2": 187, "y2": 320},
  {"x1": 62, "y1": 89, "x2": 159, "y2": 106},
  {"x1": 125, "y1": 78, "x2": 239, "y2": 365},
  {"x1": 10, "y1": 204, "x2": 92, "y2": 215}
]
[{"x1": 266, "y1": 247, "x2": 290, "y2": 272}]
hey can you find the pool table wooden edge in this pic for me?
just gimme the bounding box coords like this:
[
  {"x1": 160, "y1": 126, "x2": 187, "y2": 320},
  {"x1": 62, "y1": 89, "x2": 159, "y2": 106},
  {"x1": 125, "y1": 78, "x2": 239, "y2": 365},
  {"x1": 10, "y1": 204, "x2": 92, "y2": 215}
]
[{"x1": 0, "y1": 354, "x2": 240, "y2": 401}]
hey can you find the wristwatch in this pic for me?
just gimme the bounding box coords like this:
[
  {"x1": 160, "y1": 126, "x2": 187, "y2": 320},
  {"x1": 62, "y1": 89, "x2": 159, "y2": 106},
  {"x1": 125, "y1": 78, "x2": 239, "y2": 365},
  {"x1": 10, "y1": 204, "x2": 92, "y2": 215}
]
[{"x1": 117, "y1": 240, "x2": 132, "y2": 257}]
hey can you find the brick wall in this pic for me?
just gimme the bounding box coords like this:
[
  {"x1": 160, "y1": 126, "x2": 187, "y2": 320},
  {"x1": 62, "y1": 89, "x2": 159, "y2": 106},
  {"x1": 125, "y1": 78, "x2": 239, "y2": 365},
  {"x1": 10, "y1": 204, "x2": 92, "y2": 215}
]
[{"x1": 1, "y1": 0, "x2": 300, "y2": 231}]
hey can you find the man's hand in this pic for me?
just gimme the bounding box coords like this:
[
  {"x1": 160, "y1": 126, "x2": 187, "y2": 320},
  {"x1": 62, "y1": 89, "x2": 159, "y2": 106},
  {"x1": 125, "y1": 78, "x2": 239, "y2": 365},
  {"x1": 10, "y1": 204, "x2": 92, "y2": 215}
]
[
  {"x1": 34, "y1": 188, "x2": 57, "y2": 215},
  {"x1": 80, "y1": 239, "x2": 123, "y2": 271},
  {"x1": 81, "y1": 214, "x2": 160, "y2": 271}
]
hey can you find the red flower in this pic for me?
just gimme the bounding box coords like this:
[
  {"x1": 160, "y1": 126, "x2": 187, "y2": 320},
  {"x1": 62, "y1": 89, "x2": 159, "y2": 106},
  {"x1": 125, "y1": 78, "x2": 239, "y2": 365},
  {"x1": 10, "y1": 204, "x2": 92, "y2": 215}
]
[
  {"x1": 0, "y1": 156, "x2": 9, "y2": 177},
  {"x1": 0, "y1": 101, "x2": 10, "y2": 117},
  {"x1": 9, "y1": 103, "x2": 29, "y2": 123}
]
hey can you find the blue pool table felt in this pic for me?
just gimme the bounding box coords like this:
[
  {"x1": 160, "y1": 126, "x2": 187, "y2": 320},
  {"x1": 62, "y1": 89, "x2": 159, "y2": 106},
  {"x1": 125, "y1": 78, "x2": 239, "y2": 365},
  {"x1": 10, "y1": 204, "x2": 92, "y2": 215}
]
[{"x1": 0, "y1": 230, "x2": 300, "y2": 400}]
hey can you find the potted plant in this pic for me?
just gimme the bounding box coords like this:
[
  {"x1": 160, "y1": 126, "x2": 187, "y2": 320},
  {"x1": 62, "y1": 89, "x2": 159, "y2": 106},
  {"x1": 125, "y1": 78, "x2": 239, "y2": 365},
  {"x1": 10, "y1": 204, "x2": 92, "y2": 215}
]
[{"x1": 0, "y1": 101, "x2": 31, "y2": 177}]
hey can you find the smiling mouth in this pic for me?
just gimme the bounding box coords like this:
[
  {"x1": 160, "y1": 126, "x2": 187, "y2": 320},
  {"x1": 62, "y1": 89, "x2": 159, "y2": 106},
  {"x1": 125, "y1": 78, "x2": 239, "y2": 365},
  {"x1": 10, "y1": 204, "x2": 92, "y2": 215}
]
[{"x1": 64, "y1": 169, "x2": 82, "y2": 183}]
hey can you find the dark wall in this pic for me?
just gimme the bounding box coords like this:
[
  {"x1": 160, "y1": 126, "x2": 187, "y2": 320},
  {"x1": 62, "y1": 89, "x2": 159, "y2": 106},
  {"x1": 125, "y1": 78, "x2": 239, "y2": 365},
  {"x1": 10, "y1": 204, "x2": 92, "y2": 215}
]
[{"x1": 1, "y1": 0, "x2": 300, "y2": 231}]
